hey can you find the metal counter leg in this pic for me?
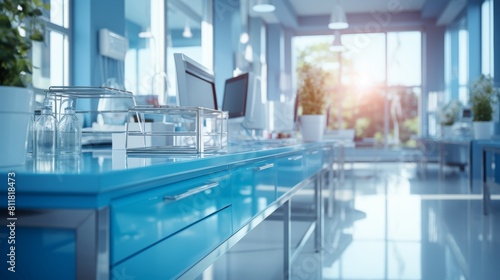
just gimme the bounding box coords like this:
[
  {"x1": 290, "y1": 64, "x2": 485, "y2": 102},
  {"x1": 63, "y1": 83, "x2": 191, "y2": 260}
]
[
  {"x1": 284, "y1": 200, "x2": 291, "y2": 279},
  {"x1": 315, "y1": 173, "x2": 323, "y2": 252},
  {"x1": 483, "y1": 150, "x2": 489, "y2": 215}
]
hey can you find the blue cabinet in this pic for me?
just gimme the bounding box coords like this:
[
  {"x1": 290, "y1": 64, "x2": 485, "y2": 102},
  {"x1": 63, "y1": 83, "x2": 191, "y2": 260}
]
[
  {"x1": 0, "y1": 142, "x2": 332, "y2": 279},
  {"x1": 231, "y1": 159, "x2": 277, "y2": 231},
  {"x1": 305, "y1": 148, "x2": 322, "y2": 178},
  {"x1": 111, "y1": 206, "x2": 232, "y2": 279},
  {"x1": 276, "y1": 152, "x2": 305, "y2": 198},
  {"x1": 111, "y1": 171, "x2": 231, "y2": 264},
  {"x1": 470, "y1": 140, "x2": 500, "y2": 190}
]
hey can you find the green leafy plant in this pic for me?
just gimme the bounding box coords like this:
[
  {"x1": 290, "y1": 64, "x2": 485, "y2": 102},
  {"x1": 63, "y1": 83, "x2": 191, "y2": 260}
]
[
  {"x1": 470, "y1": 75, "x2": 499, "y2": 122},
  {"x1": 297, "y1": 62, "x2": 329, "y2": 115},
  {"x1": 0, "y1": 0, "x2": 49, "y2": 87}
]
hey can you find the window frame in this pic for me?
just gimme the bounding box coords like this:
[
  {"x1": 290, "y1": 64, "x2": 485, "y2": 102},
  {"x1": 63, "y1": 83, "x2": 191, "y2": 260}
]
[{"x1": 32, "y1": 0, "x2": 72, "y2": 94}]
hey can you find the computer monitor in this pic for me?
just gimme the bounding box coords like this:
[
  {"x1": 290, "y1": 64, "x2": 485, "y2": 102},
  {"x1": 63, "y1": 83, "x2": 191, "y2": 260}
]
[
  {"x1": 243, "y1": 74, "x2": 268, "y2": 130},
  {"x1": 174, "y1": 53, "x2": 217, "y2": 109},
  {"x1": 462, "y1": 107, "x2": 472, "y2": 121},
  {"x1": 222, "y1": 73, "x2": 249, "y2": 123}
]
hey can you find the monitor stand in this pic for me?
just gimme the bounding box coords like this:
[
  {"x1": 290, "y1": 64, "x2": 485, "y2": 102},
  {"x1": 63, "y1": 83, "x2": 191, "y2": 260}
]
[{"x1": 227, "y1": 120, "x2": 254, "y2": 142}]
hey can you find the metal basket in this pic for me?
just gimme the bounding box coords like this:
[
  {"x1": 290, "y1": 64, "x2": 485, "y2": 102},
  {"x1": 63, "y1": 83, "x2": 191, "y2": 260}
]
[{"x1": 125, "y1": 106, "x2": 228, "y2": 154}]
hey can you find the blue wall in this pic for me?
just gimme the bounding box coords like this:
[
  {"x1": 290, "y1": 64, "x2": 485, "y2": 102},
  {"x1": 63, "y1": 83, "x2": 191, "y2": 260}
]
[
  {"x1": 73, "y1": 0, "x2": 126, "y2": 126},
  {"x1": 214, "y1": 0, "x2": 240, "y2": 108},
  {"x1": 73, "y1": 0, "x2": 125, "y2": 87},
  {"x1": 126, "y1": 20, "x2": 145, "y2": 50},
  {"x1": 424, "y1": 25, "x2": 446, "y2": 92}
]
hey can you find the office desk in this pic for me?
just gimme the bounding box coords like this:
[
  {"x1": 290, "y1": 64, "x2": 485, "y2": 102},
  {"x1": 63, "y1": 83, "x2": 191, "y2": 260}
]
[
  {"x1": 0, "y1": 141, "x2": 334, "y2": 279},
  {"x1": 481, "y1": 146, "x2": 500, "y2": 215},
  {"x1": 416, "y1": 137, "x2": 470, "y2": 177},
  {"x1": 470, "y1": 140, "x2": 500, "y2": 192}
]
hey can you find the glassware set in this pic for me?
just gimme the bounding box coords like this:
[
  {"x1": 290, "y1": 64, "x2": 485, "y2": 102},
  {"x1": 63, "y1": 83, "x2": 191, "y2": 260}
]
[
  {"x1": 28, "y1": 86, "x2": 135, "y2": 160},
  {"x1": 31, "y1": 98, "x2": 82, "y2": 157}
]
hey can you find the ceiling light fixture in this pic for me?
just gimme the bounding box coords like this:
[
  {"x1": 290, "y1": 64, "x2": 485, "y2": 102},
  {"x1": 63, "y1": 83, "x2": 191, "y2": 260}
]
[
  {"x1": 138, "y1": 31, "x2": 153, "y2": 38},
  {"x1": 182, "y1": 21, "x2": 193, "y2": 38},
  {"x1": 328, "y1": 0, "x2": 348, "y2": 29},
  {"x1": 240, "y1": 32, "x2": 249, "y2": 44},
  {"x1": 252, "y1": 0, "x2": 276, "y2": 13},
  {"x1": 330, "y1": 30, "x2": 345, "y2": 52}
]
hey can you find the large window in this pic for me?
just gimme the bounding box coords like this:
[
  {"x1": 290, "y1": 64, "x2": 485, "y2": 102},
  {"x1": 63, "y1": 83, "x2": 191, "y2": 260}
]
[
  {"x1": 293, "y1": 31, "x2": 421, "y2": 147},
  {"x1": 440, "y1": 15, "x2": 469, "y2": 137},
  {"x1": 444, "y1": 17, "x2": 468, "y2": 105},
  {"x1": 458, "y1": 18, "x2": 468, "y2": 105},
  {"x1": 341, "y1": 33, "x2": 388, "y2": 145},
  {"x1": 481, "y1": 0, "x2": 494, "y2": 76},
  {"x1": 32, "y1": 0, "x2": 71, "y2": 90},
  {"x1": 387, "y1": 32, "x2": 421, "y2": 146}
]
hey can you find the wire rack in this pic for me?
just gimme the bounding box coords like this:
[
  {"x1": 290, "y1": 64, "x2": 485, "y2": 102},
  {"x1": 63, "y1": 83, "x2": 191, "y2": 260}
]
[
  {"x1": 125, "y1": 106, "x2": 228, "y2": 154},
  {"x1": 45, "y1": 86, "x2": 136, "y2": 143}
]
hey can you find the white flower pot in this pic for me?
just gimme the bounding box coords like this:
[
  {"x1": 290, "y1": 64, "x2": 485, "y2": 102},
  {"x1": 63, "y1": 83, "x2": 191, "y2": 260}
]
[
  {"x1": 473, "y1": 121, "x2": 493, "y2": 140},
  {"x1": 300, "y1": 114, "x2": 325, "y2": 142},
  {"x1": 0, "y1": 86, "x2": 34, "y2": 167},
  {"x1": 440, "y1": 125, "x2": 454, "y2": 138}
]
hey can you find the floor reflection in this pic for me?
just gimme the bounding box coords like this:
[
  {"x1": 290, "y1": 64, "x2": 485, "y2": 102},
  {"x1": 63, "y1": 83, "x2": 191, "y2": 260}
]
[
  {"x1": 322, "y1": 162, "x2": 499, "y2": 280},
  {"x1": 198, "y1": 162, "x2": 500, "y2": 280}
]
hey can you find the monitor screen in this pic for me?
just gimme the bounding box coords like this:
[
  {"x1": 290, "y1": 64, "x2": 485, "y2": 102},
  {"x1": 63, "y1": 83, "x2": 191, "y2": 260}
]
[
  {"x1": 462, "y1": 107, "x2": 472, "y2": 119},
  {"x1": 185, "y1": 72, "x2": 217, "y2": 109},
  {"x1": 222, "y1": 73, "x2": 249, "y2": 118},
  {"x1": 243, "y1": 74, "x2": 268, "y2": 130},
  {"x1": 174, "y1": 53, "x2": 217, "y2": 110}
]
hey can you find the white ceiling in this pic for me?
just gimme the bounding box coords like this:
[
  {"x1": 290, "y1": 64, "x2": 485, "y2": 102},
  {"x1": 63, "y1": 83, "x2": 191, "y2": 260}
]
[
  {"x1": 125, "y1": 0, "x2": 149, "y2": 29},
  {"x1": 125, "y1": 0, "x2": 447, "y2": 32},
  {"x1": 252, "y1": 0, "x2": 454, "y2": 32},
  {"x1": 125, "y1": 0, "x2": 204, "y2": 31},
  {"x1": 288, "y1": 0, "x2": 426, "y2": 16}
]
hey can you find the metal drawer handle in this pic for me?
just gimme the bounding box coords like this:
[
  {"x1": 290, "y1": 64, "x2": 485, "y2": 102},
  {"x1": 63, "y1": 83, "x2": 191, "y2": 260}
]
[
  {"x1": 308, "y1": 150, "x2": 319, "y2": 155},
  {"x1": 288, "y1": 155, "x2": 303, "y2": 161},
  {"x1": 163, "y1": 182, "x2": 219, "y2": 201},
  {"x1": 256, "y1": 163, "x2": 275, "y2": 171}
]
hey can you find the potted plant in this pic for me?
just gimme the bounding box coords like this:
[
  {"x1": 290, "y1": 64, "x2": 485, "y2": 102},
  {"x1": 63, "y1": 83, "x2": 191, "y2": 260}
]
[
  {"x1": 297, "y1": 62, "x2": 329, "y2": 142},
  {"x1": 438, "y1": 100, "x2": 462, "y2": 137},
  {"x1": 470, "y1": 75, "x2": 498, "y2": 139},
  {"x1": 0, "y1": 0, "x2": 48, "y2": 167}
]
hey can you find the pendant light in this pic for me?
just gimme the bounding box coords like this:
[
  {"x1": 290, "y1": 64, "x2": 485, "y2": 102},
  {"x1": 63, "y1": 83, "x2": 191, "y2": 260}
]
[
  {"x1": 252, "y1": 0, "x2": 276, "y2": 13},
  {"x1": 328, "y1": 0, "x2": 348, "y2": 29},
  {"x1": 330, "y1": 30, "x2": 345, "y2": 52},
  {"x1": 182, "y1": 20, "x2": 193, "y2": 38}
]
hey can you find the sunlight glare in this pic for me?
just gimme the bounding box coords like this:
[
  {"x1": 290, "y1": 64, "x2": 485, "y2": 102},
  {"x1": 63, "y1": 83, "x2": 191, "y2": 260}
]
[{"x1": 354, "y1": 71, "x2": 374, "y2": 93}]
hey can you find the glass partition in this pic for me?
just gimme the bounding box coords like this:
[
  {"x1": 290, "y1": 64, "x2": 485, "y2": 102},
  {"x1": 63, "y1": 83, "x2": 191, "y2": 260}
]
[{"x1": 125, "y1": 0, "x2": 213, "y2": 106}]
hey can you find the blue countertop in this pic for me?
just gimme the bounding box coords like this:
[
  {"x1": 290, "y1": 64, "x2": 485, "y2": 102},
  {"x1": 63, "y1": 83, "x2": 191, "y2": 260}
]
[{"x1": 0, "y1": 141, "x2": 329, "y2": 208}]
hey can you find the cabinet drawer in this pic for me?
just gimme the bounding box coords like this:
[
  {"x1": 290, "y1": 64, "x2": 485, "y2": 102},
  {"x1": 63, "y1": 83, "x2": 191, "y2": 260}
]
[
  {"x1": 111, "y1": 206, "x2": 232, "y2": 279},
  {"x1": 322, "y1": 146, "x2": 333, "y2": 168},
  {"x1": 276, "y1": 152, "x2": 305, "y2": 198},
  {"x1": 111, "y1": 171, "x2": 231, "y2": 265},
  {"x1": 231, "y1": 159, "x2": 276, "y2": 231},
  {"x1": 305, "y1": 148, "x2": 322, "y2": 177}
]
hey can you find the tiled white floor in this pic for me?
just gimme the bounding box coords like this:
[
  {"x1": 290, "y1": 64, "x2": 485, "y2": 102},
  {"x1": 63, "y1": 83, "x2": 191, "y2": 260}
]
[{"x1": 198, "y1": 162, "x2": 500, "y2": 280}]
